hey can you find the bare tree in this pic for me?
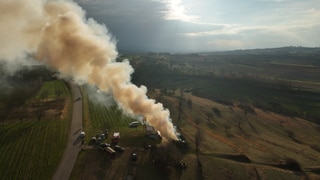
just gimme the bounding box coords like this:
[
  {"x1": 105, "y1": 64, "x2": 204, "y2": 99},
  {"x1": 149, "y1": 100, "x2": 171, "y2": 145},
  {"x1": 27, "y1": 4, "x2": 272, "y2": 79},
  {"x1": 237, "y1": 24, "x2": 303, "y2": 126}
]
[
  {"x1": 224, "y1": 123, "x2": 233, "y2": 137},
  {"x1": 212, "y1": 107, "x2": 221, "y2": 117},
  {"x1": 194, "y1": 117, "x2": 201, "y2": 125},
  {"x1": 40, "y1": 90, "x2": 49, "y2": 102},
  {"x1": 195, "y1": 128, "x2": 202, "y2": 159},
  {"x1": 206, "y1": 112, "x2": 213, "y2": 121},
  {"x1": 33, "y1": 99, "x2": 44, "y2": 121},
  {"x1": 194, "y1": 118, "x2": 203, "y2": 180},
  {"x1": 34, "y1": 107, "x2": 44, "y2": 121},
  {"x1": 55, "y1": 88, "x2": 63, "y2": 99},
  {"x1": 179, "y1": 87, "x2": 184, "y2": 100},
  {"x1": 16, "y1": 106, "x2": 28, "y2": 122},
  {"x1": 0, "y1": 107, "x2": 9, "y2": 124},
  {"x1": 187, "y1": 99, "x2": 192, "y2": 109},
  {"x1": 177, "y1": 101, "x2": 182, "y2": 124},
  {"x1": 235, "y1": 113, "x2": 245, "y2": 134}
]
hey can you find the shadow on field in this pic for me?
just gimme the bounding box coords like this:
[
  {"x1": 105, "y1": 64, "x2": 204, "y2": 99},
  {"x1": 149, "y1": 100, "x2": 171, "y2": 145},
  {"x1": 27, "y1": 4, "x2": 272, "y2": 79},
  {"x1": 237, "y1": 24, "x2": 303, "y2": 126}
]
[
  {"x1": 73, "y1": 136, "x2": 81, "y2": 145},
  {"x1": 214, "y1": 153, "x2": 251, "y2": 163},
  {"x1": 213, "y1": 153, "x2": 310, "y2": 179},
  {"x1": 73, "y1": 128, "x2": 81, "y2": 135},
  {"x1": 305, "y1": 167, "x2": 320, "y2": 175}
]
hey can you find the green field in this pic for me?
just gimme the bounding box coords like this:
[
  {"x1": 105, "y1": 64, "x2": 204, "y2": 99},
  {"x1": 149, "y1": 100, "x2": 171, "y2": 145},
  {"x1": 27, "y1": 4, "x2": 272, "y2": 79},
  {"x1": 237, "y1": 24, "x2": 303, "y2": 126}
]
[
  {"x1": 71, "y1": 86, "x2": 164, "y2": 179},
  {"x1": 0, "y1": 80, "x2": 72, "y2": 179},
  {"x1": 79, "y1": 84, "x2": 161, "y2": 145}
]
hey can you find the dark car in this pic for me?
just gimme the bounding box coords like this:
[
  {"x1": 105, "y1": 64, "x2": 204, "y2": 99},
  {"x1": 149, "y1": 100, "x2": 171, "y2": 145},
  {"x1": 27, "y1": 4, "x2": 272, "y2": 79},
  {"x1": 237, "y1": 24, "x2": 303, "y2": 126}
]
[
  {"x1": 131, "y1": 152, "x2": 137, "y2": 162},
  {"x1": 114, "y1": 145, "x2": 125, "y2": 152},
  {"x1": 99, "y1": 143, "x2": 110, "y2": 150},
  {"x1": 99, "y1": 143, "x2": 110, "y2": 148}
]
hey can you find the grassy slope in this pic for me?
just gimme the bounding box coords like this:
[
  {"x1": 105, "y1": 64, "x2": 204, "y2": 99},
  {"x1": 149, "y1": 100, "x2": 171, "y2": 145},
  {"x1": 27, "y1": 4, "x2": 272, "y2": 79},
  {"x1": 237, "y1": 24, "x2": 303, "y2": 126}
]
[
  {"x1": 160, "y1": 91, "x2": 320, "y2": 179},
  {"x1": 0, "y1": 80, "x2": 72, "y2": 179}
]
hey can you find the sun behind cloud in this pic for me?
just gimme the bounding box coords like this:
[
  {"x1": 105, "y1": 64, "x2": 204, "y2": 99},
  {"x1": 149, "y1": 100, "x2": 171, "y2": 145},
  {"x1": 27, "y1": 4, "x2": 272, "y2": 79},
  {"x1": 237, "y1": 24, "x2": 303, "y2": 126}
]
[{"x1": 161, "y1": 0, "x2": 198, "y2": 22}]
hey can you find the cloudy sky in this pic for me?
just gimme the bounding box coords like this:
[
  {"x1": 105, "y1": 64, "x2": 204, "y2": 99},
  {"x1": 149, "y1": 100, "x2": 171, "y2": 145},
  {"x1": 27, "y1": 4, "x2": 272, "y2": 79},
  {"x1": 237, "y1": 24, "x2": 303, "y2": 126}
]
[{"x1": 75, "y1": 0, "x2": 320, "y2": 52}]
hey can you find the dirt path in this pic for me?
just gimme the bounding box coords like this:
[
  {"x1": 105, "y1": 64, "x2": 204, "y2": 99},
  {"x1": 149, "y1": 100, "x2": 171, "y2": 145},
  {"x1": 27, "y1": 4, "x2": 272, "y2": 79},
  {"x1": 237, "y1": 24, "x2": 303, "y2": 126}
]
[{"x1": 53, "y1": 84, "x2": 83, "y2": 180}]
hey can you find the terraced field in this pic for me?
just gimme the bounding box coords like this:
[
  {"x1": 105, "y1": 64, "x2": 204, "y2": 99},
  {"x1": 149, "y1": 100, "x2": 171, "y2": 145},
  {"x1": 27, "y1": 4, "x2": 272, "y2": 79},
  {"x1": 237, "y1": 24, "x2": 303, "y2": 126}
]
[
  {"x1": 71, "y1": 87, "x2": 162, "y2": 180},
  {"x1": 0, "y1": 80, "x2": 72, "y2": 179}
]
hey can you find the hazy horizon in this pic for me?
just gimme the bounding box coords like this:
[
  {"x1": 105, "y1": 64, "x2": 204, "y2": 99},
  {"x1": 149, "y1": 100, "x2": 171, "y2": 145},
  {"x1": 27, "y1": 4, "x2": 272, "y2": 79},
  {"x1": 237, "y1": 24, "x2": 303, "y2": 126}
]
[
  {"x1": 118, "y1": 45, "x2": 320, "y2": 54},
  {"x1": 75, "y1": 0, "x2": 320, "y2": 53}
]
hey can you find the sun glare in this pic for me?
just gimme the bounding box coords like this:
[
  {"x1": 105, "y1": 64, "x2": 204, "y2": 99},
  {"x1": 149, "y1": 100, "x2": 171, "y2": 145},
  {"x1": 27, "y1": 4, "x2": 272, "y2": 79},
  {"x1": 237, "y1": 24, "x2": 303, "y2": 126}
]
[{"x1": 164, "y1": 0, "x2": 197, "y2": 22}]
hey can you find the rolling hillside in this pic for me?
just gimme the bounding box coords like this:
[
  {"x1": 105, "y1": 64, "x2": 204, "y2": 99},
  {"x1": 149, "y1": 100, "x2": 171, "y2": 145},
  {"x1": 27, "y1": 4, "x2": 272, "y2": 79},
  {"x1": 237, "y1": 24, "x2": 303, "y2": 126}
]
[{"x1": 149, "y1": 89, "x2": 320, "y2": 179}]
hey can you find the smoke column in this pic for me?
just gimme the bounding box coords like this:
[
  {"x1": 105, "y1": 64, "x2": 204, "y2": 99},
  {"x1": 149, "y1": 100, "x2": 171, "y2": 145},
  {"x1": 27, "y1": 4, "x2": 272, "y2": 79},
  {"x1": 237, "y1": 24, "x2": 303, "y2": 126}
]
[{"x1": 0, "y1": 0, "x2": 177, "y2": 141}]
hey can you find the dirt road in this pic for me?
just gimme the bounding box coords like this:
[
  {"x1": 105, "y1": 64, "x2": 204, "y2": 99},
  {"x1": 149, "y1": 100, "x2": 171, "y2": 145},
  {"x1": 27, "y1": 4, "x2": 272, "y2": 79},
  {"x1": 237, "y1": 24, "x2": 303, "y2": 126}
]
[{"x1": 53, "y1": 84, "x2": 83, "y2": 180}]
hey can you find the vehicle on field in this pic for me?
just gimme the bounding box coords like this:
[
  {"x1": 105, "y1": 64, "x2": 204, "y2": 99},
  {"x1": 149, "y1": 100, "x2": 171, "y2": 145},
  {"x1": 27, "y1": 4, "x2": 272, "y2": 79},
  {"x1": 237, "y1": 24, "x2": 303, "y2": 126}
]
[
  {"x1": 112, "y1": 132, "x2": 120, "y2": 144},
  {"x1": 91, "y1": 136, "x2": 97, "y2": 143},
  {"x1": 114, "y1": 145, "x2": 125, "y2": 152},
  {"x1": 99, "y1": 143, "x2": 110, "y2": 150},
  {"x1": 129, "y1": 121, "x2": 139, "y2": 128},
  {"x1": 130, "y1": 152, "x2": 137, "y2": 162},
  {"x1": 105, "y1": 147, "x2": 116, "y2": 158},
  {"x1": 80, "y1": 131, "x2": 85, "y2": 138},
  {"x1": 104, "y1": 129, "x2": 109, "y2": 136}
]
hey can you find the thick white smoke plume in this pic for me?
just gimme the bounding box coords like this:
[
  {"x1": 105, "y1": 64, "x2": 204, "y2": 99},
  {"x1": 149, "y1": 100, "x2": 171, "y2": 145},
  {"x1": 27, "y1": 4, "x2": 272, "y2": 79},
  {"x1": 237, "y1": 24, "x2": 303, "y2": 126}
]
[{"x1": 0, "y1": 0, "x2": 177, "y2": 141}]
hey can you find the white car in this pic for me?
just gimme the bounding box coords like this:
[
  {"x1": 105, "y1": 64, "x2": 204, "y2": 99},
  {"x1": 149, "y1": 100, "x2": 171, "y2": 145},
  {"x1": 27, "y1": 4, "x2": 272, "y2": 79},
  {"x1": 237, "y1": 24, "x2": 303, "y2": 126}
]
[
  {"x1": 80, "y1": 131, "x2": 85, "y2": 138},
  {"x1": 129, "y1": 121, "x2": 139, "y2": 128}
]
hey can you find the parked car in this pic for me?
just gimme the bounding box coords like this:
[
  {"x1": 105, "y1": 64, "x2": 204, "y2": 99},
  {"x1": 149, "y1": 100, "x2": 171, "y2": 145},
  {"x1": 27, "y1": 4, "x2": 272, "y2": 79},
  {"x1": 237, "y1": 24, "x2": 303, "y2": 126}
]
[
  {"x1": 129, "y1": 121, "x2": 139, "y2": 128},
  {"x1": 80, "y1": 131, "x2": 85, "y2": 138},
  {"x1": 91, "y1": 136, "x2": 97, "y2": 143},
  {"x1": 144, "y1": 144, "x2": 152, "y2": 150},
  {"x1": 99, "y1": 143, "x2": 110, "y2": 148},
  {"x1": 105, "y1": 147, "x2": 116, "y2": 158},
  {"x1": 99, "y1": 143, "x2": 110, "y2": 150},
  {"x1": 97, "y1": 136, "x2": 102, "y2": 143},
  {"x1": 112, "y1": 132, "x2": 120, "y2": 144},
  {"x1": 131, "y1": 152, "x2": 137, "y2": 162},
  {"x1": 114, "y1": 145, "x2": 125, "y2": 152},
  {"x1": 100, "y1": 133, "x2": 105, "y2": 140}
]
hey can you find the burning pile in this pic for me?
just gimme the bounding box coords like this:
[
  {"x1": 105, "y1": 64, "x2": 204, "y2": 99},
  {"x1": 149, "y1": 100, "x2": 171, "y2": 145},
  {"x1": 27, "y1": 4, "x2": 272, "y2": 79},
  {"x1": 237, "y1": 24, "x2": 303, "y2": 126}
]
[{"x1": 0, "y1": 0, "x2": 177, "y2": 141}]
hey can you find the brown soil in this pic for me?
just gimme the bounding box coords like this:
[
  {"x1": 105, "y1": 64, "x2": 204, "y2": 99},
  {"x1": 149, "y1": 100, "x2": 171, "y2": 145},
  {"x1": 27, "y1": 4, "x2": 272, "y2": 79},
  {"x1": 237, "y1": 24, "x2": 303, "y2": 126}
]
[
  {"x1": 5, "y1": 98, "x2": 66, "y2": 122},
  {"x1": 78, "y1": 147, "x2": 148, "y2": 180}
]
